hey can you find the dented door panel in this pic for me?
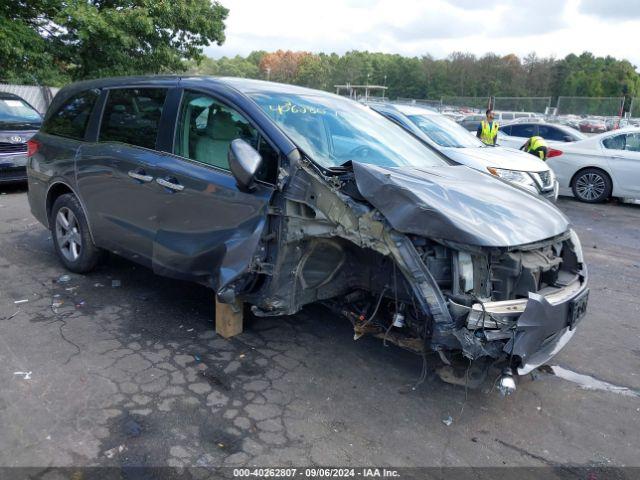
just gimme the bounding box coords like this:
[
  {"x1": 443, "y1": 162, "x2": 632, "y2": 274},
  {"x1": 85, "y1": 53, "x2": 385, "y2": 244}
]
[{"x1": 152, "y1": 153, "x2": 273, "y2": 290}]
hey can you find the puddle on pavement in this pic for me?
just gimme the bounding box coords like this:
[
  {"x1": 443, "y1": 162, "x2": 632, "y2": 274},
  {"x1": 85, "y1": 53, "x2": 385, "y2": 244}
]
[{"x1": 542, "y1": 365, "x2": 640, "y2": 398}]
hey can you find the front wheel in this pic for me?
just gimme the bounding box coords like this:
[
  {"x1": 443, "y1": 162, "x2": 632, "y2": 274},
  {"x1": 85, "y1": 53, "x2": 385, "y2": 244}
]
[
  {"x1": 572, "y1": 168, "x2": 612, "y2": 203},
  {"x1": 51, "y1": 193, "x2": 102, "y2": 273}
]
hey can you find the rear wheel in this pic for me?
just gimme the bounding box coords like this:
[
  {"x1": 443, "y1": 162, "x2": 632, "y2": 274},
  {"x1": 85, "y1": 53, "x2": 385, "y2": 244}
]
[
  {"x1": 51, "y1": 194, "x2": 101, "y2": 273},
  {"x1": 571, "y1": 168, "x2": 612, "y2": 203}
]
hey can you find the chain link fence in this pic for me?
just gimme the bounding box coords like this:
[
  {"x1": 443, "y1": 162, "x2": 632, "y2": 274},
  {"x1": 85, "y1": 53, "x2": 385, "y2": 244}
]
[
  {"x1": 390, "y1": 95, "x2": 635, "y2": 119},
  {"x1": 629, "y1": 98, "x2": 640, "y2": 118},
  {"x1": 441, "y1": 96, "x2": 490, "y2": 112},
  {"x1": 395, "y1": 97, "x2": 443, "y2": 110},
  {"x1": 493, "y1": 96, "x2": 552, "y2": 114},
  {"x1": 0, "y1": 83, "x2": 60, "y2": 114},
  {"x1": 556, "y1": 96, "x2": 624, "y2": 117}
]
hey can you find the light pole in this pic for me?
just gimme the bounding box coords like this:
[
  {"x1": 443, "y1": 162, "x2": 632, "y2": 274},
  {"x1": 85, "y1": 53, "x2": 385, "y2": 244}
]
[{"x1": 384, "y1": 75, "x2": 387, "y2": 100}]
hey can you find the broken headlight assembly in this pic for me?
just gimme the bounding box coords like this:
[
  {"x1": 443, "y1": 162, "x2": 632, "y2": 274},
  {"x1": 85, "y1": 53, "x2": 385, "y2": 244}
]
[
  {"x1": 569, "y1": 228, "x2": 584, "y2": 263},
  {"x1": 463, "y1": 229, "x2": 585, "y2": 333}
]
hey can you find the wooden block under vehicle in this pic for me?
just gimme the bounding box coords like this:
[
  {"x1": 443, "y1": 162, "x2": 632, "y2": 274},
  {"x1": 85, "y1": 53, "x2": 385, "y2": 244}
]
[{"x1": 215, "y1": 297, "x2": 244, "y2": 338}]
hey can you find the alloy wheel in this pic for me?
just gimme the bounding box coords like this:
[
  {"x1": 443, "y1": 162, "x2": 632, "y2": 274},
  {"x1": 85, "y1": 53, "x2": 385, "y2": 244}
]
[
  {"x1": 575, "y1": 172, "x2": 606, "y2": 201},
  {"x1": 55, "y1": 207, "x2": 82, "y2": 262}
]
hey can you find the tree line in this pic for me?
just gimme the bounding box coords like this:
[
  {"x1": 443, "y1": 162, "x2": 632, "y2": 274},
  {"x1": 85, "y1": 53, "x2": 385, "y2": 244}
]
[
  {"x1": 0, "y1": 0, "x2": 228, "y2": 86},
  {"x1": 186, "y1": 50, "x2": 640, "y2": 104},
  {"x1": 2, "y1": 1, "x2": 638, "y2": 105}
]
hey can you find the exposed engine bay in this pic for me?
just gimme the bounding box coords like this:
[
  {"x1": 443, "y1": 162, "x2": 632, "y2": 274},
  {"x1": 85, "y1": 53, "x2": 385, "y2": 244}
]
[{"x1": 234, "y1": 154, "x2": 588, "y2": 388}]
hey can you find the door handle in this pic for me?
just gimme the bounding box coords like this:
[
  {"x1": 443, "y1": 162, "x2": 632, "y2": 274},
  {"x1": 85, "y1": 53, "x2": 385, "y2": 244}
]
[
  {"x1": 128, "y1": 170, "x2": 153, "y2": 183},
  {"x1": 157, "y1": 177, "x2": 184, "y2": 192}
]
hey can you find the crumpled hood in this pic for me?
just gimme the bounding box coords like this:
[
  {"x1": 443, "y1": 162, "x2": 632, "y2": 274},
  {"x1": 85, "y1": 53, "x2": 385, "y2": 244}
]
[
  {"x1": 352, "y1": 162, "x2": 569, "y2": 247},
  {"x1": 441, "y1": 145, "x2": 548, "y2": 172}
]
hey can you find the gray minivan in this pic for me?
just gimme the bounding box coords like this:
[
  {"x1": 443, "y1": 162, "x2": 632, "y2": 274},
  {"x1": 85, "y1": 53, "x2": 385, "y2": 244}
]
[{"x1": 27, "y1": 76, "x2": 588, "y2": 388}]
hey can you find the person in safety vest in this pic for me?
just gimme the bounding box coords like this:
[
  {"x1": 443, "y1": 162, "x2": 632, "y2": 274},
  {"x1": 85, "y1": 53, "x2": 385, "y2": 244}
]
[
  {"x1": 477, "y1": 109, "x2": 498, "y2": 145},
  {"x1": 520, "y1": 136, "x2": 548, "y2": 160}
]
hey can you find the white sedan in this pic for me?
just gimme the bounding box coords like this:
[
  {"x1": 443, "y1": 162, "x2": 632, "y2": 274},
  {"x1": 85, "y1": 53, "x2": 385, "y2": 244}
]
[
  {"x1": 370, "y1": 103, "x2": 559, "y2": 200},
  {"x1": 546, "y1": 127, "x2": 640, "y2": 203},
  {"x1": 497, "y1": 121, "x2": 586, "y2": 150}
]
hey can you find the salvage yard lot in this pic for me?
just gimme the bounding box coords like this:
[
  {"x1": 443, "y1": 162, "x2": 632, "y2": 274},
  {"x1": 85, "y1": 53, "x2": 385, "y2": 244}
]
[{"x1": 1, "y1": 185, "x2": 639, "y2": 468}]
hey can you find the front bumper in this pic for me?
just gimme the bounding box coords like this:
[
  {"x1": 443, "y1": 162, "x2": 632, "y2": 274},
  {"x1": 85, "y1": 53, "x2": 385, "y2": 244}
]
[
  {"x1": 466, "y1": 276, "x2": 588, "y2": 374},
  {"x1": 542, "y1": 180, "x2": 560, "y2": 201},
  {"x1": 0, "y1": 154, "x2": 28, "y2": 183},
  {"x1": 519, "y1": 179, "x2": 559, "y2": 201}
]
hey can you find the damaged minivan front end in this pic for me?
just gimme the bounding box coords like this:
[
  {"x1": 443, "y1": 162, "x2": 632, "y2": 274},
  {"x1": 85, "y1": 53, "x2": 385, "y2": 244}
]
[
  {"x1": 239, "y1": 161, "x2": 587, "y2": 385},
  {"x1": 226, "y1": 79, "x2": 589, "y2": 388}
]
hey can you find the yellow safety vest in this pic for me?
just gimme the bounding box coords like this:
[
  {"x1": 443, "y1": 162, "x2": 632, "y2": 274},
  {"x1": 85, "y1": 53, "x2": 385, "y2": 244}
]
[
  {"x1": 480, "y1": 120, "x2": 499, "y2": 145},
  {"x1": 527, "y1": 136, "x2": 548, "y2": 160}
]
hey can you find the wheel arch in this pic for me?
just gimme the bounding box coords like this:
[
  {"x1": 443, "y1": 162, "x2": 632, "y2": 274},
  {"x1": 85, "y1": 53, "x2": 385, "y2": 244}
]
[{"x1": 45, "y1": 181, "x2": 97, "y2": 243}]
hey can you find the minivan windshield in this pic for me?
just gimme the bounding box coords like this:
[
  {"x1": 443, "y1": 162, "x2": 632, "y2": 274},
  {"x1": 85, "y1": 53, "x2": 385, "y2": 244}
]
[
  {"x1": 248, "y1": 92, "x2": 447, "y2": 169},
  {"x1": 407, "y1": 113, "x2": 484, "y2": 148},
  {"x1": 0, "y1": 96, "x2": 41, "y2": 127}
]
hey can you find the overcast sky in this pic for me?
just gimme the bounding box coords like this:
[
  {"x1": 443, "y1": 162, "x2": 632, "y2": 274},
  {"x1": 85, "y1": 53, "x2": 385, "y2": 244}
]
[{"x1": 206, "y1": 0, "x2": 640, "y2": 68}]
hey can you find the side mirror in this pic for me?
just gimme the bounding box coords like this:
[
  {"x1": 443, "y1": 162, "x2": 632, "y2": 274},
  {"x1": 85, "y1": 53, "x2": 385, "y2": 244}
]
[
  {"x1": 563, "y1": 136, "x2": 573, "y2": 142},
  {"x1": 228, "y1": 139, "x2": 262, "y2": 192}
]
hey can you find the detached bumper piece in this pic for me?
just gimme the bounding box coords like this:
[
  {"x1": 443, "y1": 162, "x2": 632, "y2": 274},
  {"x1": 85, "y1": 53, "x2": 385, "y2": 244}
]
[{"x1": 464, "y1": 278, "x2": 588, "y2": 374}]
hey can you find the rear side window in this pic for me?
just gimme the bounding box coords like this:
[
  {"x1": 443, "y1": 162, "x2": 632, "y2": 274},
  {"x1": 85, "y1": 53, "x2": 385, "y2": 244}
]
[
  {"x1": 99, "y1": 88, "x2": 167, "y2": 149},
  {"x1": 42, "y1": 89, "x2": 99, "y2": 140},
  {"x1": 602, "y1": 134, "x2": 625, "y2": 150},
  {"x1": 603, "y1": 133, "x2": 640, "y2": 152},
  {"x1": 538, "y1": 125, "x2": 567, "y2": 142},
  {"x1": 509, "y1": 124, "x2": 538, "y2": 138}
]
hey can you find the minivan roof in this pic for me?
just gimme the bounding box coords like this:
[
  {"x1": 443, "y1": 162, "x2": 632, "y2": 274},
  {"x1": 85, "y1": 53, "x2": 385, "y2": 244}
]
[
  {"x1": 52, "y1": 75, "x2": 359, "y2": 113},
  {"x1": 215, "y1": 77, "x2": 341, "y2": 97},
  {"x1": 58, "y1": 75, "x2": 347, "y2": 99}
]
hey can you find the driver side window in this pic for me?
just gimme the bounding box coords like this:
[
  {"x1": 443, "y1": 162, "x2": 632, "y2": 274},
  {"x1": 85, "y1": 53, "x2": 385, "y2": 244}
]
[
  {"x1": 175, "y1": 91, "x2": 279, "y2": 182},
  {"x1": 509, "y1": 124, "x2": 538, "y2": 138}
]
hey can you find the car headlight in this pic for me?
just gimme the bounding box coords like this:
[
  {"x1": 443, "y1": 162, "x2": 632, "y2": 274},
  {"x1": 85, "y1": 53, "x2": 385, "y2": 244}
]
[
  {"x1": 487, "y1": 167, "x2": 537, "y2": 188},
  {"x1": 569, "y1": 228, "x2": 584, "y2": 264},
  {"x1": 458, "y1": 251, "x2": 474, "y2": 293}
]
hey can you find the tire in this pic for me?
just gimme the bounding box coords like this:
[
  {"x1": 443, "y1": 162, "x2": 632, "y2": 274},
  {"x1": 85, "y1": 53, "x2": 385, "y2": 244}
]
[
  {"x1": 571, "y1": 168, "x2": 612, "y2": 203},
  {"x1": 51, "y1": 193, "x2": 101, "y2": 273}
]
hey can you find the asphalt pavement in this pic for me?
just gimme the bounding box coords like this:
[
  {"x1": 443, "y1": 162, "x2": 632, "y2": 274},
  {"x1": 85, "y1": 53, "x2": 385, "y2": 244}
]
[{"x1": 1, "y1": 184, "x2": 639, "y2": 470}]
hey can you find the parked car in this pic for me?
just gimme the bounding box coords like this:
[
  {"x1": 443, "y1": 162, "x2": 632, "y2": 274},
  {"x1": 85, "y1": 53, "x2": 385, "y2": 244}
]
[
  {"x1": 578, "y1": 118, "x2": 607, "y2": 134},
  {"x1": 498, "y1": 121, "x2": 586, "y2": 150},
  {"x1": 457, "y1": 111, "x2": 540, "y2": 132},
  {"x1": 0, "y1": 92, "x2": 42, "y2": 183},
  {"x1": 547, "y1": 127, "x2": 640, "y2": 203},
  {"x1": 555, "y1": 115, "x2": 582, "y2": 130},
  {"x1": 370, "y1": 103, "x2": 558, "y2": 200},
  {"x1": 27, "y1": 76, "x2": 588, "y2": 386},
  {"x1": 458, "y1": 114, "x2": 485, "y2": 132},
  {"x1": 494, "y1": 111, "x2": 540, "y2": 122},
  {"x1": 604, "y1": 117, "x2": 630, "y2": 131}
]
